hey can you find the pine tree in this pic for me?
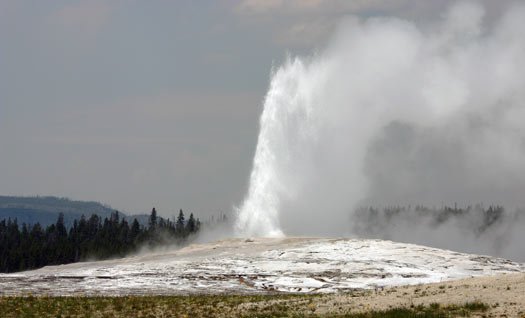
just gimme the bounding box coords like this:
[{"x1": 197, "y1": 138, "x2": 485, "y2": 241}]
[
  {"x1": 186, "y1": 213, "x2": 196, "y2": 233},
  {"x1": 176, "y1": 209, "x2": 185, "y2": 235},
  {"x1": 149, "y1": 208, "x2": 158, "y2": 229},
  {"x1": 130, "y1": 218, "x2": 141, "y2": 243}
]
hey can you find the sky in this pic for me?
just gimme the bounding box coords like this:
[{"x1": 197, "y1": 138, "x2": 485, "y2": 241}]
[{"x1": 0, "y1": 0, "x2": 517, "y2": 218}]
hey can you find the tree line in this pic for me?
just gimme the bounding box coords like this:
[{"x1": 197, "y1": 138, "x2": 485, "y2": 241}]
[
  {"x1": 353, "y1": 204, "x2": 506, "y2": 235},
  {"x1": 0, "y1": 208, "x2": 200, "y2": 273}
]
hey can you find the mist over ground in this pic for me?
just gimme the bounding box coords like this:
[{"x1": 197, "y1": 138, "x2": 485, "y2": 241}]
[
  {"x1": 352, "y1": 205, "x2": 525, "y2": 261},
  {"x1": 235, "y1": 2, "x2": 525, "y2": 261}
]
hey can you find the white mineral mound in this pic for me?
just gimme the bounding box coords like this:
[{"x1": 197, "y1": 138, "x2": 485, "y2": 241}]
[{"x1": 1, "y1": 238, "x2": 523, "y2": 295}]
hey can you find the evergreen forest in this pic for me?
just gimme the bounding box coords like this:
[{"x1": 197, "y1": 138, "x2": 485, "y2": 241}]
[{"x1": 0, "y1": 208, "x2": 200, "y2": 273}]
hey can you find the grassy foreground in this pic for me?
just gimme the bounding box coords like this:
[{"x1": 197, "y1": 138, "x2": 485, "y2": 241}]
[{"x1": 0, "y1": 294, "x2": 489, "y2": 318}]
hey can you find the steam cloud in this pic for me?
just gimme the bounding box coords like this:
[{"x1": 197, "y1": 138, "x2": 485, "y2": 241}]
[{"x1": 235, "y1": 2, "x2": 525, "y2": 260}]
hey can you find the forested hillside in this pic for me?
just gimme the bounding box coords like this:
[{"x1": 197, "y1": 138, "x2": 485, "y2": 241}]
[{"x1": 0, "y1": 196, "x2": 117, "y2": 227}]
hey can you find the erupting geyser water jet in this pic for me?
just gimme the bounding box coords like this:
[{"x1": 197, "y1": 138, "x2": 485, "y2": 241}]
[{"x1": 236, "y1": 2, "x2": 525, "y2": 239}]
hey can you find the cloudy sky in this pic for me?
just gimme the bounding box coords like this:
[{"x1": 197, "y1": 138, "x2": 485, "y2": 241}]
[{"x1": 0, "y1": 0, "x2": 513, "y2": 217}]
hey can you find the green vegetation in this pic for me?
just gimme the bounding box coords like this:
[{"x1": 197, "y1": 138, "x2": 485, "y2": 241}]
[
  {"x1": 0, "y1": 295, "x2": 489, "y2": 318},
  {"x1": 0, "y1": 208, "x2": 200, "y2": 273}
]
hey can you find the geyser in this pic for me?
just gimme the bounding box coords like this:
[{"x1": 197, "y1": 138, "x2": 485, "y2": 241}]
[{"x1": 236, "y1": 2, "x2": 525, "y2": 240}]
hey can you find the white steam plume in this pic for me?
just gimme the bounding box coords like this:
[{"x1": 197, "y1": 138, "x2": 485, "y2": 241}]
[{"x1": 235, "y1": 2, "x2": 525, "y2": 240}]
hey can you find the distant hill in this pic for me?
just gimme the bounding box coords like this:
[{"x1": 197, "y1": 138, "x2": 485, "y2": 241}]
[{"x1": 0, "y1": 196, "x2": 121, "y2": 227}]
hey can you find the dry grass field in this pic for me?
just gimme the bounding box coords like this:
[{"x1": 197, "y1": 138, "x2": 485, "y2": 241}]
[{"x1": 1, "y1": 273, "x2": 523, "y2": 317}]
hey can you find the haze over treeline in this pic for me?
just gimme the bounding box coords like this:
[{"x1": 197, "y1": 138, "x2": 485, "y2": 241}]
[
  {"x1": 0, "y1": 196, "x2": 117, "y2": 227},
  {"x1": 352, "y1": 204, "x2": 525, "y2": 261}
]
